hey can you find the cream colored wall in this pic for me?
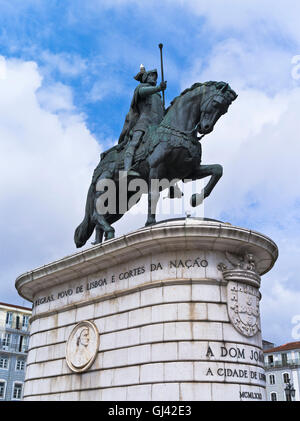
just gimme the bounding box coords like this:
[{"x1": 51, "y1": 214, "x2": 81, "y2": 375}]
[{"x1": 0, "y1": 304, "x2": 31, "y2": 330}]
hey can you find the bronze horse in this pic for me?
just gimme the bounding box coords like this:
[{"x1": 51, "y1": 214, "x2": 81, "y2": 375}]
[{"x1": 74, "y1": 81, "x2": 237, "y2": 247}]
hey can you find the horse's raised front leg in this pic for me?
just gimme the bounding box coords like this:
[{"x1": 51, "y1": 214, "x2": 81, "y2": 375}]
[{"x1": 190, "y1": 164, "x2": 223, "y2": 207}]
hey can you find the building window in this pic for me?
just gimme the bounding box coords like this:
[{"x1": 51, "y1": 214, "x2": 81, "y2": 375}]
[
  {"x1": 22, "y1": 315, "x2": 29, "y2": 330},
  {"x1": 268, "y1": 355, "x2": 274, "y2": 365},
  {"x1": 270, "y1": 392, "x2": 277, "y2": 401},
  {"x1": 269, "y1": 374, "x2": 275, "y2": 385},
  {"x1": 12, "y1": 383, "x2": 23, "y2": 400},
  {"x1": 18, "y1": 336, "x2": 23, "y2": 352},
  {"x1": 16, "y1": 315, "x2": 20, "y2": 329},
  {"x1": 2, "y1": 333, "x2": 11, "y2": 348},
  {"x1": 282, "y1": 353, "x2": 288, "y2": 365},
  {"x1": 283, "y1": 372, "x2": 290, "y2": 383},
  {"x1": 0, "y1": 381, "x2": 6, "y2": 399},
  {"x1": 5, "y1": 312, "x2": 13, "y2": 327},
  {"x1": 23, "y1": 336, "x2": 29, "y2": 352},
  {"x1": 16, "y1": 359, "x2": 25, "y2": 371},
  {"x1": 0, "y1": 357, "x2": 9, "y2": 369}
]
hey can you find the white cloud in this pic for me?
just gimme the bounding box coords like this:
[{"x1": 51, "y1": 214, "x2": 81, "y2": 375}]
[
  {"x1": 178, "y1": 0, "x2": 300, "y2": 43},
  {"x1": 0, "y1": 56, "x2": 101, "y2": 305},
  {"x1": 261, "y1": 279, "x2": 300, "y2": 345},
  {"x1": 182, "y1": 38, "x2": 294, "y2": 94},
  {"x1": 79, "y1": 0, "x2": 300, "y2": 48},
  {"x1": 37, "y1": 82, "x2": 75, "y2": 112},
  {"x1": 89, "y1": 76, "x2": 128, "y2": 102},
  {"x1": 40, "y1": 50, "x2": 87, "y2": 77}
]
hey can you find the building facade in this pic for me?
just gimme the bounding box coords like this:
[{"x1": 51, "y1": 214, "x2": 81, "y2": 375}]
[
  {"x1": 0, "y1": 302, "x2": 31, "y2": 401},
  {"x1": 264, "y1": 341, "x2": 300, "y2": 401}
]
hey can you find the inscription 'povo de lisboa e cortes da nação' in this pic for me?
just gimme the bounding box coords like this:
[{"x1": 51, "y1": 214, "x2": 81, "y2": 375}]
[{"x1": 32, "y1": 256, "x2": 209, "y2": 308}]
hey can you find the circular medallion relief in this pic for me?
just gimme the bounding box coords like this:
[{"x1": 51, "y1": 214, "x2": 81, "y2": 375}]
[{"x1": 66, "y1": 321, "x2": 99, "y2": 373}]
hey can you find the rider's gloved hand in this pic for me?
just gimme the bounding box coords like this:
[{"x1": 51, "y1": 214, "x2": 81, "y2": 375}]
[{"x1": 160, "y1": 81, "x2": 167, "y2": 91}]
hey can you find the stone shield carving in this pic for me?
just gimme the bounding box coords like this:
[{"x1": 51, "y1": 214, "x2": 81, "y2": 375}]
[
  {"x1": 66, "y1": 321, "x2": 99, "y2": 373},
  {"x1": 218, "y1": 251, "x2": 262, "y2": 337},
  {"x1": 227, "y1": 281, "x2": 261, "y2": 337}
]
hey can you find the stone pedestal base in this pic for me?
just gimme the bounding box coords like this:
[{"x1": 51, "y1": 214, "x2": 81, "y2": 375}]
[{"x1": 16, "y1": 218, "x2": 278, "y2": 401}]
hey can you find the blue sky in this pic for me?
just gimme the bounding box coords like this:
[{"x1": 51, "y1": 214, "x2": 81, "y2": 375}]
[
  {"x1": 0, "y1": 1, "x2": 210, "y2": 139},
  {"x1": 0, "y1": 0, "x2": 300, "y2": 346}
]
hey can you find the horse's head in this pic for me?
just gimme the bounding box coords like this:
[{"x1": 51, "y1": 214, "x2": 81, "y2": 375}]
[{"x1": 198, "y1": 82, "x2": 238, "y2": 135}]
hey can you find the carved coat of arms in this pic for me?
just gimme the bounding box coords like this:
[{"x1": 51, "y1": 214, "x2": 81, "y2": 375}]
[
  {"x1": 218, "y1": 251, "x2": 261, "y2": 337},
  {"x1": 227, "y1": 281, "x2": 261, "y2": 337}
]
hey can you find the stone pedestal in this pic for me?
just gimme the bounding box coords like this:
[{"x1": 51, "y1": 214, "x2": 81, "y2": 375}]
[{"x1": 16, "y1": 218, "x2": 278, "y2": 401}]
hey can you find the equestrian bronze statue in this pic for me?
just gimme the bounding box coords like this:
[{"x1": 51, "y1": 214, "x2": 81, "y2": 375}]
[{"x1": 74, "y1": 66, "x2": 237, "y2": 247}]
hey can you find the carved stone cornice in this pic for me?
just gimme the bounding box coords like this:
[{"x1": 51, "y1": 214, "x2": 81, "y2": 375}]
[{"x1": 15, "y1": 218, "x2": 278, "y2": 302}]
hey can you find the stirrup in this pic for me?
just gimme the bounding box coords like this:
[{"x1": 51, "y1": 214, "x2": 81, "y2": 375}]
[
  {"x1": 127, "y1": 169, "x2": 140, "y2": 177},
  {"x1": 119, "y1": 169, "x2": 140, "y2": 179}
]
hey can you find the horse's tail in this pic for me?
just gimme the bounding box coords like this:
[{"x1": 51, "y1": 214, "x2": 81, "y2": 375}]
[{"x1": 74, "y1": 183, "x2": 96, "y2": 248}]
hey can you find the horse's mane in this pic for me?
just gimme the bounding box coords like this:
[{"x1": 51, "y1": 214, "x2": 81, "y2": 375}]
[{"x1": 165, "y1": 81, "x2": 237, "y2": 114}]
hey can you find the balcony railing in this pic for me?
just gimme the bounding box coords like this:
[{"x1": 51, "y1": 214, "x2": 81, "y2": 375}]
[
  {"x1": 265, "y1": 359, "x2": 300, "y2": 369},
  {"x1": 0, "y1": 322, "x2": 30, "y2": 332},
  {"x1": 0, "y1": 343, "x2": 29, "y2": 353}
]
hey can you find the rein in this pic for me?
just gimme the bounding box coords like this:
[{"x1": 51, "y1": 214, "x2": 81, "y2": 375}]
[
  {"x1": 159, "y1": 85, "x2": 219, "y2": 142},
  {"x1": 160, "y1": 122, "x2": 206, "y2": 141}
]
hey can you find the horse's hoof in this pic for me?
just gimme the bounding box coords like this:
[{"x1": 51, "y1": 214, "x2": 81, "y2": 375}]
[
  {"x1": 105, "y1": 231, "x2": 115, "y2": 240},
  {"x1": 91, "y1": 240, "x2": 102, "y2": 245},
  {"x1": 190, "y1": 193, "x2": 203, "y2": 207}
]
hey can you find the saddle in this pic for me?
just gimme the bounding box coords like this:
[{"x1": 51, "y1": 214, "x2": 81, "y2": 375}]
[{"x1": 92, "y1": 123, "x2": 200, "y2": 184}]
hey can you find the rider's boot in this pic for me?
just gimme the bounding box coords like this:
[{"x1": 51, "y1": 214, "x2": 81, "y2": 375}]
[{"x1": 121, "y1": 148, "x2": 140, "y2": 178}]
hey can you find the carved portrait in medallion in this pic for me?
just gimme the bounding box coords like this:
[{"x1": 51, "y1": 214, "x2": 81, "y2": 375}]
[{"x1": 66, "y1": 321, "x2": 99, "y2": 373}]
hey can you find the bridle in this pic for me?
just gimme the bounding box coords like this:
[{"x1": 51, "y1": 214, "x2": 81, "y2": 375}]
[
  {"x1": 160, "y1": 87, "x2": 229, "y2": 142},
  {"x1": 160, "y1": 121, "x2": 205, "y2": 141}
]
